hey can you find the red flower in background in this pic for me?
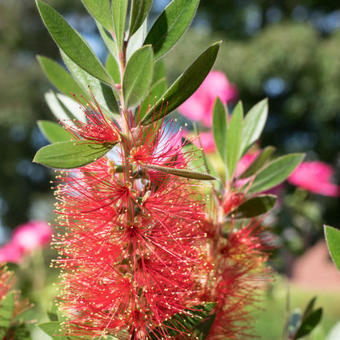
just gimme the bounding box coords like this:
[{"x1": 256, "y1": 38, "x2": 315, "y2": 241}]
[
  {"x1": 288, "y1": 161, "x2": 340, "y2": 197},
  {"x1": 179, "y1": 71, "x2": 238, "y2": 127}
]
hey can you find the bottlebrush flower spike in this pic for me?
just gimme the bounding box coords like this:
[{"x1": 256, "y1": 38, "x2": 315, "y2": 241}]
[
  {"x1": 52, "y1": 119, "x2": 208, "y2": 339},
  {"x1": 63, "y1": 94, "x2": 120, "y2": 144}
]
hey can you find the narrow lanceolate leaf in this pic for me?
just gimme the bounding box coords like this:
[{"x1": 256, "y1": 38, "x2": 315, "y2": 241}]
[
  {"x1": 97, "y1": 23, "x2": 118, "y2": 59},
  {"x1": 0, "y1": 292, "x2": 14, "y2": 329},
  {"x1": 324, "y1": 225, "x2": 340, "y2": 272},
  {"x1": 226, "y1": 102, "x2": 243, "y2": 179},
  {"x1": 241, "y1": 98, "x2": 268, "y2": 155},
  {"x1": 123, "y1": 45, "x2": 154, "y2": 108},
  {"x1": 294, "y1": 308, "x2": 323, "y2": 339},
  {"x1": 143, "y1": 164, "x2": 217, "y2": 181},
  {"x1": 249, "y1": 153, "x2": 305, "y2": 193},
  {"x1": 81, "y1": 0, "x2": 113, "y2": 32},
  {"x1": 139, "y1": 77, "x2": 167, "y2": 119},
  {"x1": 126, "y1": 18, "x2": 148, "y2": 60},
  {"x1": 37, "y1": 56, "x2": 86, "y2": 99},
  {"x1": 62, "y1": 52, "x2": 119, "y2": 115},
  {"x1": 36, "y1": 0, "x2": 112, "y2": 86},
  {"x1": 145, "y1": 0, "x2": 199, "y2": 59},
  {"x1": 38, "y1": 120, "x2": 72, "y2": 143},
  {"x1": 229, "y1": 195, "x2": 277, "y2": 218},
  {"x1": 239, "y1": 146, "x2": 276, "y2": 179},
  {"x1": 129, "y1": 0, "x2": 153, "y2": 36},
  {"x1": 45, "y1": 91, "x2": 76, "y2": 123},
  {"x1": 142, "y1": 42, "x2": 221, "y2": 125},
  {"x1": 212, "y1": 98, "x2": 227, "y2": 163},
  {"x1": 112, "y1": 0, "x2": 128, "y2": 51},
  {"x1": 148, "y1": 303, "x2": 216, "y2": 339},
  {"x1": 153, "y1": 59, "x2": 167, "y2": 84},
  {"x1": 33, "y1": 141, "x2": 116, "y2": 169},
  {"x1": 106, "y1": 54, "x2": 121, "y2": 84},
  {"x1": 194, "y1": 314, "x2": 216, "y2": 340}
]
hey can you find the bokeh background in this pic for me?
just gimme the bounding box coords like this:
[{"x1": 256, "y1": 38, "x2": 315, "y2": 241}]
[{"x1": 0, "y1": 0, "x2": 339, "y2": 339}]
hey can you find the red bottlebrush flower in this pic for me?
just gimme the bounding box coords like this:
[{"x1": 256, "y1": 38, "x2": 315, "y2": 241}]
[
  {"x1": 52, "y1": 127, "x2": 208, "y2": 338},
  {"x1": 203, "y1": 220, "x2": 270, "y2": 339},
  {"x1": 63, "y1": 95, "x2": 120, "y2": 144}
]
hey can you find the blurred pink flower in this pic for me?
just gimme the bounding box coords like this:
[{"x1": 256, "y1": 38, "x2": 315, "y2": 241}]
[
  {"x1": 288, "y1": 161, "x2": 340, "y2": 197},
  {"x1": 0, "y1": 242, "x2": 23, "y2": 263},
  {"x1": 0, "y1": 221, "x2": 52, "y2": 263},
  {"x1": 179, "y1": 71, "x2": 238, "y2": 127},
  {"x1": 235, "y1": 152, "x2": 259, "y2": 178}
]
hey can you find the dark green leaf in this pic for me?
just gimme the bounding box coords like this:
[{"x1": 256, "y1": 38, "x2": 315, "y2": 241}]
[
  {"x1": 241, "y1": 98, "x2": 268, "y2": 155},
  {"x1": 112, "y1": 0, "x2": 128, "y2": 51},
  {"x1": 302, "y1": 297, "x2": 317, "y2": 321},
  {"x1": 129, "y1": 0, "x2": 153, "y2": 36},
  {"x1": 39, "y1": 322, "x2": 67, "y2": 340},
  {"x1": 13, "y1": 324, "x2": 32, "y2": 340},
  {"x1": 0, "y1": 292, "x2": 14, "y2": 329},
  {"x1": 123, "y1": 45, "x2": 154, "y2": 108},
  {"x1": 239, "y1": 146, "x2": 276, "y2": 179},
  {"x1": 139, "y1": 78, "x2": 167, "y2": 119},
  {"x1": 226, "y1": 102, "x2": 243, "y2": 179},
  {"x1": 143, "y1": 164, "x2": 217, "y2": 181},
  {"x1": 212, "y1": 98, "x2": 227, "y2": 163},
  {"x1": 193, "y1": 314, "x2": 216, "y2": 340},
  {"x1": 229, "y1": 195, "x2": 277, "y2": 218},
  {"x1": 106, "y1": 54, "x2": 121, "y2": 84},
  {"x1": 33, "y1": 141, "x2": 116, "y2": 169},
  {"x1": 294, "y1": 308, "x2": 323, "y2": 339},
  {"x1": 145, "y1": 0, "x2": 199, "y2": 59},
  {"x1": 141, "y1": 42, "x2": 221, "y2": 125},
  {"x1": 324, "y1": 225, "x2": 340, "y2": 272},
  {"x1": 148, "y1": 303, "x2": 216, "y2": 339},
  {"x1": 249, "y1": 153, "x2": 305, "y2": 194},
  {"x1": 81, "y1": 0, "x2": 113, "y2": 32},
  {"x1": 61, "y1": 51, "x2": 119, "y2": 115},
  {"x1": 36, "y1": 0, "x2": 112, "y2": 85},
  {"x1": 37, "y1": 56, "x2": 85, "y2": 99},
  {"x1": 38, "y1": 120, "x2": 72, "y2": 143}
]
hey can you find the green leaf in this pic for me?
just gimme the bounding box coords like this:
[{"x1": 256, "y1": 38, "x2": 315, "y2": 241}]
[
  {"x1": 294, "y1": 308, "x2": 323, "y2": 339},
  {"x1": 226, "y1": 102, "x2": 244, "y2": 179},
  {"x1": 129, "y1": 0, "x2": 153, "y2": 36},
  {"x1": 239, "y1": 146, "x2": 276, "y2": 179},
  {"x1": 97, "y1": 23, "x2": 118, "y2": 59},
  {"x1": 106, "y1": 53, "x2": 121, "y2": 84},
  {"x1": 0, "y1": 292, "x2": 14, "y2": 329},
  {"x1": 153, "y1": 59, "x2": 167, "y2": 84},
  {"x1": 38, "y1": 120, "x2": 72, "y2": 143},
  {"x1": 302, "y1": 297, "x2": 317, "y2": 321},
  {"x1": 81, "y1": 0, "x2": 113, "y2": 32},
  {"x1": 112, "y1": 0, "x2": 128, "y2": 51},
  {"x1": 145, "y1": 0, "x2": 199, "y2": 59},
  {"x1": 139, "y1": 77, "x2": 167, "y2": 119},
  {"x1": 249, "y1": 153, "x2": 305, "y2": 194},
  {"x1": 193, "y1": 314, "x2": 216, "y2": 340},
  {"x1": 123, "y1": 45, "x2": 154, "y2": 108},
  {"x1": 12, "y1": 324, "x2": 32, "y2": 340},
  {"x1": 143, "y1": 164, "x2": 217, "y2": 181},
  {"x1": 126, "y1": 18, "x2": 148, "y2": 60},
  {"x1": 56, "y1": 94, "x2": 87, "y2": 123},
  {"x1": 39, "y1": 321, "x2": 67, "y2": 340},
  {"x1": 241, "y1": 98, "x2": 268, "y2": 155},
  {"x1": 45, "y1": 91, "x2": 75, "y2": 123},
  {"x1": 37, "y1": 56, "x2": 85, "y2": 99},
  {"x1": 212, "y1": 98, "x2": 227, "y2": 163},
  {"x1": 148, "y1": 303, "x2": 216, "y2": 339},
  {"x1": 141, "y1": 42, "x2": 221, "y2": 125},
  {"x1": 229, "y1": 194, "x2": 277, "y2": 218},
  {"x1": 33, "y1": 141, "x2": 116, "y2": 169},
  {"x1": 324, "y1": 225, "x2": 340, "y2": 272},
  {"x1": 36, "y1": 0, "x2": 112, "y2": 86},
  {"x1": 61, "y1": 51, "x2": 119, "y2": 115}
]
